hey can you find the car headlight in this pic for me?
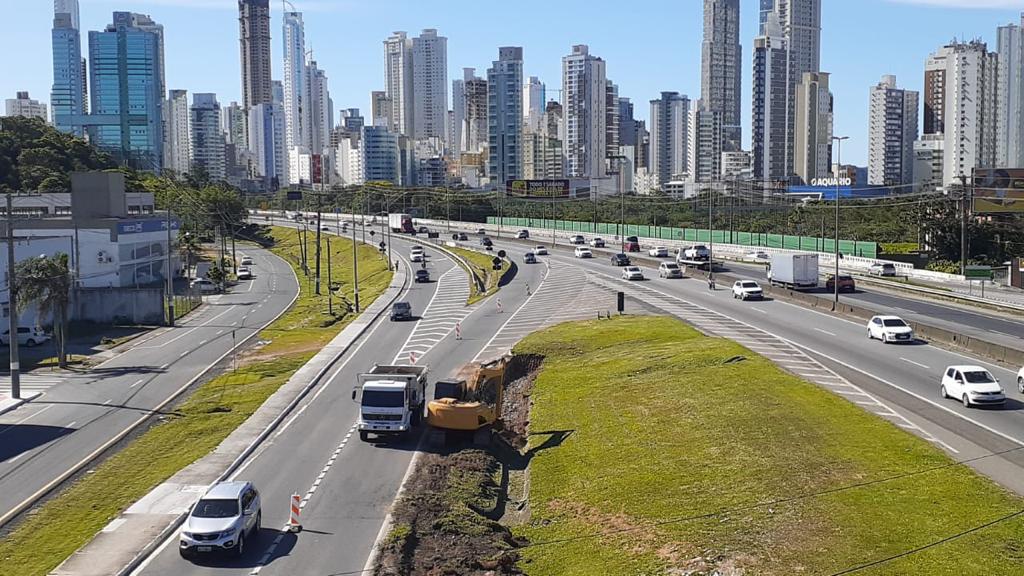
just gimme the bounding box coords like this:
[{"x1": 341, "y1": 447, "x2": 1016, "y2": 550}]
[{"x1": 181, "y1": 532, "x2": 193, "y2": 539}]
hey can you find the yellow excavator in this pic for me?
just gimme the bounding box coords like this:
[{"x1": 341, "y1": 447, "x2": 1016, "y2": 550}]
[{"x1": 426, "y1": 357, "x2": 508, "y2": 442}]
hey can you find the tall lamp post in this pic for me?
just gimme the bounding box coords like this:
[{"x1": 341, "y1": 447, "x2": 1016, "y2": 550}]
[{"x1": 831, "y1": 135, "x2": 849, "y2": 308}]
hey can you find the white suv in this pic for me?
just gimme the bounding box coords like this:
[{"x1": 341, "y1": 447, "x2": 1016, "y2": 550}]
[
  {"x1": 0, "y1": 327, "x2": 50, "y2": 347},
  {"x1": 574, "y1": 246, "x2": 593, "y2": 258},
  {"x1": 180, "y1": 481, "x2": 261, "y2": 559},
  {"x1": 658, "y1": 262, "x2": 683, "y2": 278},
  {"x1": 732, "y1": 280, "x2": 764, "y2": 300},
  {"x1": 940, "y1": 365, "x2": 1006, "y2": 408}
]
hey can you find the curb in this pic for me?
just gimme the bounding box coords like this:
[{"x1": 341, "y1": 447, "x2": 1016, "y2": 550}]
[
  {"x1": 109, "y1": 238, "x2": 410, "y2": 576},
  {"x1": 0, "y1": 392, "x2": 42, "y2": 417}
]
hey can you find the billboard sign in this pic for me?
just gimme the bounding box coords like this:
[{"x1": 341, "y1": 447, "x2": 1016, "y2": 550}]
[
  {"x1": 506, "y1": 179, "x2": 571, "y2": 198},
  {"x1": 973, "y1": 168, "x2": 1024, "y2": 213}
]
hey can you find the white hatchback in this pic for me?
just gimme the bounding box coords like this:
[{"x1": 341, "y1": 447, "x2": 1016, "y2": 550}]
[
  {"x1": 574, "y1": 246, "x2": 593, "y2": 258},
  {"x1": 622, "y1": 266, "x2": 644, "y2": 281},
  {"x1": 866, "y1": 315, "x2": 914, "y2": 343},
  {"x1": 535, "y1": 246, "x2": 548, "y2": 255},
  {"x1": 1017, "y1": 366, "x2": 1024, "y2": 394},
  {"x1": 648, "y1": 246, "x2": 669, "y2": 258},
  {"x1": 940, "y1": 365, "x2": 1006, "y2": 408}
]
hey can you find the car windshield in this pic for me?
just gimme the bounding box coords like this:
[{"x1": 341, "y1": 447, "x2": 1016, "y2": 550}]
[
  {"x1": 741, "y1": 282, "x2": 759, "y2": 288},
  {"x1": 394, "y1": 303, "x2": 410, "y2": 311},
  {"x1": 882, "y1": 319, "x2": 907, "y2": 327},
  {"x1": 962, "y1": 371, "x2": 995, "y2": 384},
  {"x1": 362, "y1": 390, "x2": 405, "y2": 408},
  {"x1": 192, "y1": 499, "x2": 239, "y2": 519},
  {"x1": 664, "y1": 264, "x2": 679, "y2": 269}
]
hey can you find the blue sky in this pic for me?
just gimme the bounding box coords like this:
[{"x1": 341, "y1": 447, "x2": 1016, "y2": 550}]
[{"x1": 4, "y1": 0, "x2": 1024, "y2": 165}]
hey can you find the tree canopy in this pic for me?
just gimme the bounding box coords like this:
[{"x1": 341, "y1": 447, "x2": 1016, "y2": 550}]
[{"x1": 0, "y1": 116, "x2": 115, "y2": 194}]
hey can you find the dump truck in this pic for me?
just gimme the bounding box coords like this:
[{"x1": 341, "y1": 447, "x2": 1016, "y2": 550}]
[
  {"x1": 767, "y1": 253, "x2": 819, "y2": 290},
  {"x1": 426, "y1": 357, "x2": 508, "y2": 444},
  {"x1": 352, "y1": 365, "x2": 428, "y2": 441}
]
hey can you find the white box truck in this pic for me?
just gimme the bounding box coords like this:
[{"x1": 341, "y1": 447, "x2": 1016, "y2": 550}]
[
  {"x1": 352, "y1": 365, "x2": 428, "y2": 441},
  {"x1": 767, "y1": 254, "x2": 819, "y2": 290},
  {"x1": 388, "y1": 213, "x2": 415, "y2": 233}
]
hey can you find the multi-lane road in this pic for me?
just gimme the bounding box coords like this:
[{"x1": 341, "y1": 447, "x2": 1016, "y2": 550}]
[
  {"x1": 43, "y1": 217, "x2": 1020, "y2": 576},
  {"x1": 0, "y1": 246, "x2": 298, "y2": 528}
]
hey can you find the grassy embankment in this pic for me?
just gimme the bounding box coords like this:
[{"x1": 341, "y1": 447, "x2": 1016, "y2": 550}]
[
  {"x1": 0, "y1": 227, "x2": 391, "y2": 576},
  {"x1": 513, "y1": 316, "x2": 1024, "y2": 575},
  {"x1": 448, "y1": 245, "x2": 508, "y2": 305}
]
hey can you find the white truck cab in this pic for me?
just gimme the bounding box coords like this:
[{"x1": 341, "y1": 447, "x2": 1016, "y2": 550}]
[{"x1": 352, "y1": 365, "x2": 428, "y2": 441}]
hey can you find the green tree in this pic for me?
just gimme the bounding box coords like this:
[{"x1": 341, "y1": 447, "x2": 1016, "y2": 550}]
[{"x1": 15, "y1": 253, "x2": 73, "y2": 368}]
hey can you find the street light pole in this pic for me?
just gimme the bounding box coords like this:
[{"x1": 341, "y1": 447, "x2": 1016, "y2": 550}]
[
  {"x1": 708, "y1": 184, "x2": 714, "y2": 285},
  {"x1": 351, "y1": 204, "x2": 361, "y2": 313},
  {"x1": 832, "y1": 135, "x2": 849, "y2": 308},
  {"x1": 5, "y1": 193, "x2": 20, "y2": 400}
]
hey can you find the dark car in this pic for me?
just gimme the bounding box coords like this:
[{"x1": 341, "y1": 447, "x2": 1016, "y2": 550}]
[
  {"x1": 517, "y1": 230, "x2": 530, "y2": 239},
  {"x1": 826, "y1": 274, "x2": 856, "y2": 293},
  {"x1": 418, "y1": 226, "x2": 429, "y2": 234},
  {"x1": 390, "y1": 302, "x2": 413, "y2": 321},
  {"x1": 481, "y1": 237, "x2": 493, "y2": 247},
  {"x1": 524, "y1": 252, "x2": 537, "y2": 264},
  {"x1": 415, "y1": 269, "x2": 430, "y2": 283},
  {"x1": 611, "y1": 253, "x2": 631, "y2": 266},
  {"x1": 476, "y1": 228, "x2": 487, "y2": 235},
  {"x1": 458, "y1": 232, "x2": 468, "y2": 241},
  {"x1": 624, "y1": 236, "x2": 641, "y2": 252}
]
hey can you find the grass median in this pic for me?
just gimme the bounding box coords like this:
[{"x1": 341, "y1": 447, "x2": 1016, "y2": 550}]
[
  {"x1": 0, "y1": 226, "x2": 391, "y2": 576},
  {"x1": 448, "y1": 245, "x2": 508, "y2": 305},
  {"x1": 513, "y1": 316, "x2": 1024, "y2": 575}
]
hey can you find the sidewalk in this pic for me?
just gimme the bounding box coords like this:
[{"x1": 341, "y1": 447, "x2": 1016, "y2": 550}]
[
  {"x1": 49, "y1": 264, "x2": 407, "y2": 576},
  {"x1": 0, "y1": 392, "x2": 42, "y2": 417}
]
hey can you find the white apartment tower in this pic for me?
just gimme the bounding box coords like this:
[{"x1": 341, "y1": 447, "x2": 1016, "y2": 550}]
[
  {"x1": 562, "y1": 44, "x2": 607, "y2": 178},
  {"x1": 384, "y1": 31, "x2": 414, "y2": 136},
  {"x1": 190, "y1": 93, "x2": 226, "y2": 181},
  {"x1": 997, "y1": 18, "x2": 1024, "y2": 168},
  {"x1": 794, "y1": 72, "x2": 833, "y2": 185},
  {"x1": 940, "y1": 40, "x2": 998, "y2": 186},
  {"x1": 5, "y1": 91, "x2": 48, "y2": 121},
  {"x1": 690, "y1": 106, "x2": 723, "y2": 183},
  {"x1": 412, "y1": 29, "x2": 448, "y2": 143},
  {"x1": 649, "y1": 92, "x2": 690, "y2": 187},
  {"x1": 868, "y1": 75, "x2": 919, "y2": 187},
  {"x1": 306, "y1": 60, "x2": 332, "y2": 154},
  {"x1": 524, "y1": 76, "x2": 545, "y2": 134},
  {"x1": 282, "y1": 11, "x2": 310, "y2": 154},
  {"x1": 163, "y1": 89, "x2": 191, "y2": 176}
]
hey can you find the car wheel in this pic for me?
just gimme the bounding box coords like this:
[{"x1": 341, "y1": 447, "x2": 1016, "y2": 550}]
[
  {"x1": 1018, "y1": 376, "x2": 1023, "y2": 394},
  {"x1": 255, "y1": 511, "x2": 261, "y2": 534},
  {"x1": 359, "y1": 430, "x2": 369, "y2": 441},
  {"x1": 235, "y1": 533, "x2": 245, "y2": 557},
  {"x1": 867, "y1": 330, "x2": 873, "y2": 340},
  {"x1": 940, "y1": 385, "x2": 948, "y2": 399},
  {"x1": 26, "y1": 339, "x2": 36, "y2": 347},
  {"x1": 962, "y1": 394, "x2": 971, "y2": 409}
]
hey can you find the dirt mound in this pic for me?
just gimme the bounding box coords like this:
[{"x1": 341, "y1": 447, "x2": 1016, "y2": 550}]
[{"x1": 375, "y1": 450, "x2": 527, "y2": 576}]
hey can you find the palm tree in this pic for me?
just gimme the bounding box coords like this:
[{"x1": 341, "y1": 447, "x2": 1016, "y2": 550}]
[{"x1": 15, "y1": 253, "x2": 72, "y2": 368}]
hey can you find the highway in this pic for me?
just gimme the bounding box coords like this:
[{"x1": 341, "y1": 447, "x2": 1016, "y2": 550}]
[
  {"x1": 0, "y1": 246, "x2": 299, "y2": 529},
  {"x1": 129, "y1": 227, "x2": 588, "y2": 575}
]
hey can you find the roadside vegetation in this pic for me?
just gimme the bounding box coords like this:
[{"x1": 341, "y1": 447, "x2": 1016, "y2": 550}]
[
  {"x1": 0, "y1": 226, "x2": 391, "y2": 576},
  {"x1": 512, "y1": 316, "x2": 1024, "y2": 575},
  {"x1": 449, "y1": 245, "x2": 509, "y2": 305}
]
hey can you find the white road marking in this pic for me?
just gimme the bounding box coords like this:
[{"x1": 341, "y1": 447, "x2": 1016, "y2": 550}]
[
  {"x1": 130, "y1": 378, "x2": 144, "y2": 388},
  {"x1": 900, "y1": 357, "x2": 930, "y2": 370},
  {"x1": 814, "y1": 328, "x2": 837, "y2": 337}
]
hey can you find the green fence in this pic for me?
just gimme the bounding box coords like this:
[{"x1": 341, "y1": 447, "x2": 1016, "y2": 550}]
[{"x1": 488, "y1": 217, "x2": 878, "y2": 259}]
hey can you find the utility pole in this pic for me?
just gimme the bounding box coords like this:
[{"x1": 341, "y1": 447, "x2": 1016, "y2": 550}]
[
  {"x1": 832, "y1": 136, "x2": 849, "y2": 307},
  {"x1": 326, "y1": 234, "x2": 333, "y2": 315},
  {"x1": 959, "y1": 173, "x2": 969, "y2": 276},
  {"x1": 165, "y1": 198, "x2": 175, "y2": 327},
  {"x1": 708, "y1": 185, "x2": 714, "y2": 284},
  {"x1": 5, "y1": 194, "x2": 20, "y2": 400},
  {"x1": 351, "y1": 206, "x2": 360, "y2": 312},
  {"x1": 314, "y1": 195, "x2": 322, "y2": 296}
]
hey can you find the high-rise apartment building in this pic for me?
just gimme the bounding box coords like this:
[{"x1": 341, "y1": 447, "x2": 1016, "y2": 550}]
[
  {"x1": 248, "y1": 101, "x2": 287, "y2": 188},
  {"x1": 5, "y1": 92, "x2": 47, "y2": 121},
  {"x1": 913, "y1": 134, "x2": 944, "y2": 193},
  {"x1": 562, "y1": 45, "x2": 607, "y2": 178},
  {"x1": 939, "y1": 40, "x2": 998, "y2": 186},
  {"x1": 868, "y1": 75, "x2": 918, "y2": 187},
  {"x1": 463, "y1": 71, "x2": 488, "y2": 154},
  {"x1": 384, "y1": 31, "x2": 414, "y2": 136},
  {"x1": 87, "y1": 12, "x2": 165, "y2": 170},
  {"x1": 282, "y1": 10, "x2": 310, "y2": 154},
  {"x1": 307, "y1": 60, "x2": 332, "y2": 154},
  {"x1": 239, "y1": 0, "x2": 273, "y2": 115},
  {"x1": 649, "y1": 92, "x2": 690, "y2": 187},
  {"x1": 524, "y1": 76, "x2": 545, "y2": 133},
  {"x1": 362, "y1": 124, "x2": 400, "y2": 184},
  {"x1": 488, "y1": 47, "x2": 524, "y2": 187},
  {"x1": 923, "y1": 45, "x2": 953, "y2": 136},
  {"x1": 412, "y1": 29, "x2": 448, "y2": 142},
  {"x1": 794, "y1": 72, "x2": 833, "y2": 184},
  {"x1": 370, "y1": 90, "x2": 390, "y2": 127},
  {"x1": 163, "y1": 89, "x2": 191, "y2": 175},
  {"x1": 702, "y1": 0, "x2": 742, "y2": 151},
  {"x1": 997, "y1": 18, "x2": 1024, "y2": 168},
  {"x1": 751, "y1": 12, "x2": 790, "y2": 182},
  {"x1": 51, "y1": 0, "x2": 85, "y2": 135},
  {"x1": 190, "y1": 93, "x2": 226, "y2": 181},
  {"x1": 690, "y1": 106, "x2": 723, "y2": 183},
  {"x1": 605, "y1": 80, "x2": 620, "y2": 161}
]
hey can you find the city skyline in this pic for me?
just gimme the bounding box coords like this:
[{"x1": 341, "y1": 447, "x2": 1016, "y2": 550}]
[{"x1": 5, "y1": 0, "x2": 1024, "y2": 167}]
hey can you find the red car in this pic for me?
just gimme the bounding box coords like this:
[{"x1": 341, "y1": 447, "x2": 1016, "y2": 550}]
[
  {"x1": 623, "y1": 236, "x2": 641, "y2": 252},
  {"x1": 826, "y1": 274, "x2": 856, "y2": 293}
]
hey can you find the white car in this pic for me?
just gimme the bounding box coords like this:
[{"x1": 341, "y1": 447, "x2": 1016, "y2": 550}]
[
  {"x1": 240, "y1": 256, "x2": 254, "y2": 266},
  {"x1": 746, "y1": 251, "x2": 769, "y2": 261},
  {"x1": 658, "y1": 262, "x2": 683, "y2": 279},
  {"x1": 320, "y1": 224, "x2": 331, "y2": 232},
  {"x1": 866, "y1": 315, "x2": 914, "y2": 343},
  {"x1": 191, "y1": 278, "x2": 218, "y2": 294},
  {"x1": 589, "y1": 238, "x2": 606, "y2": 248},
  {"x1": 570, "y1": 235, "x2": 586, "y2": 245},
  {"x1": 535, "y1": 246, "x2": 548, "y2": 255},
  {"x1": 732, "y1": 280, "x2": 764, "y2": 300},
  {"x1": 410, "y1": 246, "x2": 425, "y2": 262},
  {"x1": 648, "y1": 246, "x2": 670, "y2": 258},
  {"x1": 179, "y1": 481, "x2": 261, "y2": 559},
  {"x1": 236, "y1": 267, "x2": 252, "y2": 280},
  {"x1": 622, "y1": 266, "x2": 644, "y2": 281},
  {"x1": 574, "y1": 246, "x2": 593, "y2": 259},
  {"x1": 1018, "y1": 366, "x2": 1024, "y2": 393},
  {"x1": 0, "y1": 327, "x2": 51, "y2": 347},
  {"x1": 940, "y1": 365, "x2": 1006, "y2": 408}
]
